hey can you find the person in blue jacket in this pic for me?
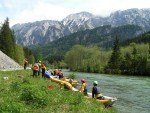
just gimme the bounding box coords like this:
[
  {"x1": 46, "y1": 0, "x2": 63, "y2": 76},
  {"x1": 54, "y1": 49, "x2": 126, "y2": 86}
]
[
  {"x1": 44, "y1": 70, "x2": 51, "y2": 79},
  {"x1": 92, "y1": 81, "x2": 103, "y2": 99}
]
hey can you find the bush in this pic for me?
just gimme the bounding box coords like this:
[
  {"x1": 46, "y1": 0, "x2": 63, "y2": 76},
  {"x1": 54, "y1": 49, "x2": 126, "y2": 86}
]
[
  {"x1": 0, "y1": 102, "x2": 25, "y2": 113},
  {"x1": 67, "y1": 73, "x2": 76, "y2": 79},
  {"x1": 20, "y1": 85, "x2": 48, "y2": 108},
  {"x1": 10, "y1": 81, "x2": 21, "y2": 91}
]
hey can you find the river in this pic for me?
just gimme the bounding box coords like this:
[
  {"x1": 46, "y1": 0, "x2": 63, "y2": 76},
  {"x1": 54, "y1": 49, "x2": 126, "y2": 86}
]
[{"x1": 63, "y1": 70, "x2": 150, "y2": 113}]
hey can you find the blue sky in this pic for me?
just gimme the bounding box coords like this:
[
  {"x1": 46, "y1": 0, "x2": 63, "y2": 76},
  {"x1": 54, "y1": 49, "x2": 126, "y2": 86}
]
[{"x1": 0, "y1": 0, "x2": 150, "y2": 27}]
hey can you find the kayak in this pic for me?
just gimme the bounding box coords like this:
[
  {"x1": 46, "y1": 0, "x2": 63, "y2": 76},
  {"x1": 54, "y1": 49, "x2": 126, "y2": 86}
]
[
  {"x1": 62, "y1": 78, "x2": 78, "y2": 86},
  {"x1": 72, "y1": 88, "x2": 117, "y2": 106},
  {"x1": 50, "y1": 76, "x2": 64, "y2": 85},
  {"x1": 50, "y1": 76, "x2": 73, "y2": 90},
  {"x1": 85, "y1": 96, "x2": 111, "y2": 103},
  {"x1": 86, "y1": 92, "x2": 117, "y2": 107}
]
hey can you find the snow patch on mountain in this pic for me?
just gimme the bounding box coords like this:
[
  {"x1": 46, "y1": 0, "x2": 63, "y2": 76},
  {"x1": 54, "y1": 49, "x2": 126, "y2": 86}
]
[{"x1": 62, "y1": 12, "x2": 95, "y2": 32}]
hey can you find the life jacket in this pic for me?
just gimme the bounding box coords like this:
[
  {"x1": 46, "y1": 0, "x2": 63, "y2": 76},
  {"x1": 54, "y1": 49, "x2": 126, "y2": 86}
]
[
  {"x1": 81, "y1": 83, "x2": 87, "y2": 93},
  {"x1": 41, "y1": 66, "x2": 46, "y2": 71},
  {"x1": 94, "y1": 86, "x2": 103, "y2": 98},
  {"x1": 38, "y1": 63, "x2": 41, "y2": 70},
  {"x1": 32, "y1": 64, "x2": 39, "y2": 71},
  {"x1": 41, "y1": 66, "x2": 46, "y2": 74}
]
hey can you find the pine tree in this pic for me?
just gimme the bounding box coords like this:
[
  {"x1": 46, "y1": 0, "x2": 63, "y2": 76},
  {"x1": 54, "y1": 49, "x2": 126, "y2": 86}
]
[
  {"x1": 0, "y1": 18, "x2": 16, "y2": 59},
  {"x1": 23, "y1": 47, "x2": 32, "y2": 59},
  {"x1": 121, "y1": 52, "x2": 132, "y2": 74},
  {"x1": 105, "y1": 36, "x2": 122, "y2": 74},
  {"x1": 148, "y1": 43, "x2": 150, "y2": 55},
  {"x1": 131, "y1": 46, "x2": 137, "y2": 75},
  {"x1": 15, "y1": 45, "x2": 24, "y2": 65},
  {"x1": 146, "y1": 42, "x2": 150, "y2": 75}
]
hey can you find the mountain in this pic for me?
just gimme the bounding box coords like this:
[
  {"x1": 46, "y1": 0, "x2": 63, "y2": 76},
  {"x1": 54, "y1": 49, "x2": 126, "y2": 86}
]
[
  {"x1": 122, "y1": 31, "x2": 150, "y2": 45},
  {"x1": 12, "y1": 8, "x2": 150, "y2": 46},
  {"x1": 62, "y1": 12, "x2": 94, "y2": 32},
  {"x1": 30, "y1": 24, "x2": 143, "y2": 63},
  {"x1": 12, "y1": 20, "x2": 67, "y2": 45},
  {"x1": 12, "y1": 12, "x2": 93, "y2": 46}
]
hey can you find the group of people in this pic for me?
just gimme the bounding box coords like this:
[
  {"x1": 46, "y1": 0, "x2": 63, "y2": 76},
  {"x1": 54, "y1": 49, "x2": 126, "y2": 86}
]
[
  {"x1": 31, "y1": 61, "x2": 48, "y2": 78},
  {"x1": 79, "y1": 79, "x2": 103, "y2": 99},
  {"x1": 63, "y1": 77, "x2": 103, "y2": 100},
  {"x1": 53, "y1": 69, "x2": 64, "y2": 79},
  {"x1": 30, "y1": 60, "x2": 103, "y2": 100},
  {"x1": 31, "y1": 61, "x2": 65, "y2": 80},
  {"x1": 23, "y1": 58, "x2": 46, "y2": 78}
]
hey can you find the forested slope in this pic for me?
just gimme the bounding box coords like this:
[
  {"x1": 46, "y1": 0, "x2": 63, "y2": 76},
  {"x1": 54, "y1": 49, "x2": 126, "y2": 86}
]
[{"x1": 30, "y1": 25, "x2": 143, "y2": 63}]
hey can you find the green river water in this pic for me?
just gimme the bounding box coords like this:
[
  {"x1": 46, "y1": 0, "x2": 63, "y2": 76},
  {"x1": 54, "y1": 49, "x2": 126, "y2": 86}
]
[{"x1": 63, "y1": 70, "x2": 150, "y2": 113}]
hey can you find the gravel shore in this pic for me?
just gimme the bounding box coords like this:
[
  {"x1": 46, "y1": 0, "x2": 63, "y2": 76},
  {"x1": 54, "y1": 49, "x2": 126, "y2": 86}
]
[{"x1": 0, "y1": 50, "x2": 23, "y2": 70}]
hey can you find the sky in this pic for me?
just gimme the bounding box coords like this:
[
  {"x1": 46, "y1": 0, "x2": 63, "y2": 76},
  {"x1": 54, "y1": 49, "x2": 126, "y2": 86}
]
[{"x1": 0, "y1": 0, "x2": 150, "y2": 27}]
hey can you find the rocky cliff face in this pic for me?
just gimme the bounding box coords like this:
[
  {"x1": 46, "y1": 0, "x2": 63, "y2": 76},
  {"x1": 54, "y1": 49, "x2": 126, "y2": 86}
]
[
  {"x1": 12, "y1": 8, "x2": 150, "y2": 46},
  {"x1": 62, "y1": 11, "x2": 95, "y2": 33},
  {"x1": 12, "y1": 20, "x2": 67, "y2": 45},
  {"x1": 0, "y1": 50, "x2": 22, "y2": 70}
]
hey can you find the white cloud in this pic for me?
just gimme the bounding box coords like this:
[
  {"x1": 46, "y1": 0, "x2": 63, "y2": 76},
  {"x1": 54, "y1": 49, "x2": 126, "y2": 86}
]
[
  {"x1": 32, "y1": 1, "x2": 70, "y2": 20},
  {"x1": 0, "y1": 0, "x2": 149, "y2": 26},
  {"x1": 10, "y1": 1, "x2": 71, "y2": 26},
  {"x1": 77, "y1": 0, "x2": 150, "y2": 16}
]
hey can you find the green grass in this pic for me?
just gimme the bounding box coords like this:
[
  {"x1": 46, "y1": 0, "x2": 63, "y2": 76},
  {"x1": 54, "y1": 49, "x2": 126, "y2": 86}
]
[{"x1": 0, "y1": 70, "x2": 116, "y2": 113}]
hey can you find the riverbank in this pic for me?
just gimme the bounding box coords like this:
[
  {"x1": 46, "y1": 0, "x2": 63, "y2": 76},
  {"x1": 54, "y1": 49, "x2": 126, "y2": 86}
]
[{"x1": 0, "y1": 70, "x2": 116, "y2": 113}]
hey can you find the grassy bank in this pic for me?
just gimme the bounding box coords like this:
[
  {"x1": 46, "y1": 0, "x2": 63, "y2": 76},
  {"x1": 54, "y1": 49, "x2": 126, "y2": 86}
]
[{"x1": 0, "y1": 70, "x2": 116, "y2": 113}]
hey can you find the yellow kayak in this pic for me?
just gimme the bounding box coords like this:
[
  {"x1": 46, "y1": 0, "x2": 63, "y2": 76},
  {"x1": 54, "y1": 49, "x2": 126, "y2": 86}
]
[
  {"x1": 96, "y1": 99, "x2": 111, "y2": 104},
  {"x1": 85, "y1": 93, "x2": 117, "y2": 106},
  {"x1": 50, "y1": 77, "x2": 73, "y2": 90},
  {"x1": 50, "y1": 77, "x2": 64, "y2": 84},
  {"x1": 85, "y1": 96, "x2": 111, "y2": 104},
  {"x1": 61, "y1": 78, "x2": 78, "y2": 86},
  {"x1": 65, "y1": 78, "x2": 78, "y2": 86}
]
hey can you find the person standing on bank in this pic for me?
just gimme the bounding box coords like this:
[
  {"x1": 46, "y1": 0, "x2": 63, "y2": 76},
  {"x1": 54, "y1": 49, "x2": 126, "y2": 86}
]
[
  {"x1": 38, "y1": 61, "x2": 41, "y2": 76},
  {"x1": 32, "y1": 63, "x2": 39, "y2": 78},
  {"x1": 23, "y1": 58, "x2": 28, "y2": 70},
  {"x1": 41, "y1": 63, "x2": 46, "y2": 78}
]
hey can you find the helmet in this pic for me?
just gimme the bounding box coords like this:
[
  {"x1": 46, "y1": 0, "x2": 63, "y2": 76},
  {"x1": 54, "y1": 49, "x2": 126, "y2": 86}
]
[
  {"x1": 81, "y1": 79, "x2": 85, "y2": 83},
  {"x1": 93, "y1": 81, "x2": 98, "y2": 85}
]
